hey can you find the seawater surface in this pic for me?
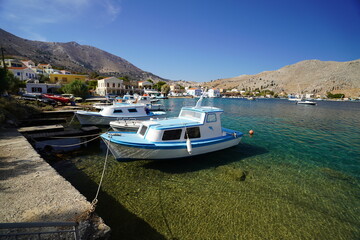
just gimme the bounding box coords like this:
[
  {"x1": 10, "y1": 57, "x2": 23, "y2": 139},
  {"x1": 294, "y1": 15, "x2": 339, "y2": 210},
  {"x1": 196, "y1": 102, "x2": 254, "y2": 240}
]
[{"x1": 55, "y1": 98, "x2": 360, "y2": 240}]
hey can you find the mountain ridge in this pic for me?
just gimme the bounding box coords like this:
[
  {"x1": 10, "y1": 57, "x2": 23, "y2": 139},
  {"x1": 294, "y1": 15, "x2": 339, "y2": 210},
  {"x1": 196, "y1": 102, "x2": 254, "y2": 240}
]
[
  {"x1": 0, "y1": 28, "x2": 167, "y2": 81},
  {"x1": 204, "y1": 59, "x2": 360, "y2": 97}
]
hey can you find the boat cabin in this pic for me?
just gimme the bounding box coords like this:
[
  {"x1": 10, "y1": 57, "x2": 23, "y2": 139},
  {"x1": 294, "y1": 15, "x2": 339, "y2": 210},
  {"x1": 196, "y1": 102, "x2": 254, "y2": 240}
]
[
  {"x1": 100, "y1": 104, "x2": 149, "y2": 117},
  {"x1": 137, "y1": 106, "x2": 224, "y2": 142}
]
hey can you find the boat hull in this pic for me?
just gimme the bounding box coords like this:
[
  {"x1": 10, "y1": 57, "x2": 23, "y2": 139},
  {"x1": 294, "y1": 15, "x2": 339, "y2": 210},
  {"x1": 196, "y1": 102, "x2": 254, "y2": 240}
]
[
  {"x1": 101, "y1": 134, "x2": 242, "y2": 160},
  {"x1": 296, "y1": 101, "x2": 316, "y2": 105}
]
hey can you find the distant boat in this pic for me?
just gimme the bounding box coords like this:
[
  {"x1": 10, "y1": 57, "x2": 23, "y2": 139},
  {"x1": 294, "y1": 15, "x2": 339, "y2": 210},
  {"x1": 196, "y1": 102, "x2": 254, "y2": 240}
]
[
  {"x1": 101, "y1": 96, "x2": 243, "y2": 160},
  {"x1": 75, "y1": 104, "x2": 166, "y2": 125},
  {"x1": 296, "y1": 100, "x2": 317, "y2": 105}
]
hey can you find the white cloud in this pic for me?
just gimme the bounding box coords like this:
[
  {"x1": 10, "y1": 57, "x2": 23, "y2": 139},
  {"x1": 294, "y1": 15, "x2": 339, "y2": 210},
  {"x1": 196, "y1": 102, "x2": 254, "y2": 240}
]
[{"x1": 0, "y1": 0, "x2": 122, "y2": 39}]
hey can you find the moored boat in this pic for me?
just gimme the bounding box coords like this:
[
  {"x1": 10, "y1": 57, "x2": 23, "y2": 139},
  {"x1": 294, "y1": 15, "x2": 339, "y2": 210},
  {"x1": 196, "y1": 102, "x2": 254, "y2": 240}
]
[
  {"x1": 296, "y1": 100, "x2": 317, "y2": 105},
  {"x1": 75, "y1": 104, "x2": 166, "y2": 125},
  {"x1": 101, "y1": 96, "x2": 243, "y2": 160}
]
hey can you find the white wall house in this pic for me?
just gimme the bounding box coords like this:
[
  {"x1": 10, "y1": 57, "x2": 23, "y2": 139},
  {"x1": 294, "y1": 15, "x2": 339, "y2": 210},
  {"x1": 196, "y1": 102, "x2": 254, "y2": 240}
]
[
  {"x1": 186, "y1": 88, "x2": 202, "y2": 97},
  {"x1": 21, "y1": 60, "x2": 36, "y2": 68},
  {"x1": 96, "y1": 77, "x2": 124, "y2": 96},
  {"x1": 138, "y1": 81, "x2": 153, "y2": 89},
  {"x1": 207, "y1": 88, "x2": 221, "y2": 98},
  {"x1": 37, "y1": 64, "x2": 54, "y2": 75},
  {"x1": 26, "y1": 81, "x2": 61, "y2": 94},
  {"x1": 8, "y1": 67, "x2": 37, "y2": 80}
]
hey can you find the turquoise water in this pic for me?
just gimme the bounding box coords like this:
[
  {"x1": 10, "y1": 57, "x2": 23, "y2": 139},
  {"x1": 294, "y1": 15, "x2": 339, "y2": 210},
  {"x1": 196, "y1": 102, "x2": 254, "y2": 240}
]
[{"x1": 55, "y1": 98, "x2": 360, "y2": 239}]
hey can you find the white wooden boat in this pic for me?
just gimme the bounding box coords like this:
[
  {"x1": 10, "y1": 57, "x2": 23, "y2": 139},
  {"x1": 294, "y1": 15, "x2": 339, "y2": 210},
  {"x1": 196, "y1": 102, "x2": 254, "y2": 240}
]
[
  {"x1": 101, "y1": 96, "x2": 243, "y2": 160},
  {"x1": 75, "y1": 104, "x2": 166, "y2": 125}
]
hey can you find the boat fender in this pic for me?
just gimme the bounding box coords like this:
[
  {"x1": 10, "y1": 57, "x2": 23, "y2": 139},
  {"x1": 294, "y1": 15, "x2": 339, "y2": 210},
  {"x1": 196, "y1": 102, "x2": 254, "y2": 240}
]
[
  {"x1": 186, "y1": 138, "x2": 192, "y2": 154},
  {"x1": 249, "y1": 130, "x2": 254, "y2": 135}
]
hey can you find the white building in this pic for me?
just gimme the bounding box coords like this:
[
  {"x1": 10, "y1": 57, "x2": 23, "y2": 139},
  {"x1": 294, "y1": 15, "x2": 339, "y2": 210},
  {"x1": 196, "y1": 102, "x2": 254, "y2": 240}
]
[
  {"x1": 186, "y1": 88, "x2": 202, "y2": 97},
  {"x1": 37, "y1": 64, "x2": 54, "y2": 75},
  {"x1": 8, "y1": 67, "x2": 37, "y2": 81},
  {"x1": 21, "y1": 60, "x2": 36, "y2": 68},
  {"x1": 138, "y1": 81, "x2": 153, "y2": 89},
  {"x1": 26, "y1": 81, "x2": 61, "y2": 94},
  {"x1": 96, "y1": 77, "x2": 125, "y2": 96},
  {"x1": 207, "y1": 88, "x2": 221, "y2": 98}
]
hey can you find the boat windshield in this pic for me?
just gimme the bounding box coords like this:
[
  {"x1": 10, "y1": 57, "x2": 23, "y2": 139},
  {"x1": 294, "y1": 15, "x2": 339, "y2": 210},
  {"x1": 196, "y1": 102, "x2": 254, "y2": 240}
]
[{"x1": 179, "y1": 110, "x2": 202, "y2": 120}]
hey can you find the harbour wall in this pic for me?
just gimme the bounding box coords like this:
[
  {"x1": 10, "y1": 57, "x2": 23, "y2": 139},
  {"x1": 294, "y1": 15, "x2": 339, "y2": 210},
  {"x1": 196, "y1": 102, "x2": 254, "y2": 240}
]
[{"x1": 0, "y1": 128, "x2": 110, "y2": 239}]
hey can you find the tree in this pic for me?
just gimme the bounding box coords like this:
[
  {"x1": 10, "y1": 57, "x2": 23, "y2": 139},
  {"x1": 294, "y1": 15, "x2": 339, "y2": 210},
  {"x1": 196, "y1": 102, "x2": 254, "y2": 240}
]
[
  {"x1": 0, "y1": 69, "x2": 20, "y2": 94},
  {"x1": 38, "y1": 74, "x2": 50, "y2": 83},
  {"x1": 0, "y1": 68, "x2": 9, "y2": 94},
  {"x1": 154, "y1": 81, "x2": 166, "y2": 91},
  {"x1": 89, "y1": 72, "x2": 100, "y2": 79},
  {"x1": 161, "y1": 84, "x2": 170, "y2": 95},
  {"x1": 86, "y1": 80, "x2": 98, "y2": 90},
  {"x1": 62, "y1": 80, "x2": 89, "y2": 99},
  {"x1": 146, "y1": 79, "x2": 154, "y2": 84}
]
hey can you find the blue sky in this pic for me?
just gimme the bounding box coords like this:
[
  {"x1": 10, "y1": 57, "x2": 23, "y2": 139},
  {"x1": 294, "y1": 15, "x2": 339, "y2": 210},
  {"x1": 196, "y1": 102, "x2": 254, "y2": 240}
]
[{"x1": 1, "y1": 0, "x2": 359, "y2": 82}]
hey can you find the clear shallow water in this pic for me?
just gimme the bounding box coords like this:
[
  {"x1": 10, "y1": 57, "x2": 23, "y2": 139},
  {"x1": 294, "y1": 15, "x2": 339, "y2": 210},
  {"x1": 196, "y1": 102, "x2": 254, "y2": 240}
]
[{"x1": 54, "y1": 98, "x2": 360, "y2": 239}]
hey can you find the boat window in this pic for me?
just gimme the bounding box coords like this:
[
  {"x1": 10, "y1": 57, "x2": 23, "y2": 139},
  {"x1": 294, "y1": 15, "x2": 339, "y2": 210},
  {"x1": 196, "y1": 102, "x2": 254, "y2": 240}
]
[
  {"x1": 128, "y1": 108, "x2": 137, "y2": 113},
  {"x1": 139, "y1": 125, "x2": 148, "y2": 136},
  {"x1": 185, "y1": 127, "x2": 201, "y2": 139},
  {"x1": 113, "y1": 109, "x2": 123, "y2": 113},
  {"x1": 180, "y1": 110, "x2": 202, "y2": 119},
  {"x1": 162, "y1": 129, "x2": 182, "y2": 141},
  {"x1": 207, "y1": 113, "x2": 217, "y2": 123}
]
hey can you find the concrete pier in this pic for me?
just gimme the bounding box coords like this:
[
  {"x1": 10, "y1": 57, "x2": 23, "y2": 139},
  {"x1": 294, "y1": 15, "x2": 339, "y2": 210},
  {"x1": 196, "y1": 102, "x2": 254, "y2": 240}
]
[{"x1": 0, "y1": 128, "x2": 109, "y2": 238}]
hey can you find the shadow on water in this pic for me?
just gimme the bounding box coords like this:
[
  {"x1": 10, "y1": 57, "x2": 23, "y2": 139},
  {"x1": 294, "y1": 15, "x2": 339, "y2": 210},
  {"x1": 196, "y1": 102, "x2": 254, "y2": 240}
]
[
  {"x1": 52, "y1": 159, "x2": 167, "y2": 240},
  {"x1": 142, "y1": 143, "x2": 268, "y2": 174}
]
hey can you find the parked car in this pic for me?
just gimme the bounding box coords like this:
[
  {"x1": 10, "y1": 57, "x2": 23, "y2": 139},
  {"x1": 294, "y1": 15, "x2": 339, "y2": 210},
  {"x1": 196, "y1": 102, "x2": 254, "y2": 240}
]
[{"x1": 20, "y1": 93, "x2": 57, "y2": 106}]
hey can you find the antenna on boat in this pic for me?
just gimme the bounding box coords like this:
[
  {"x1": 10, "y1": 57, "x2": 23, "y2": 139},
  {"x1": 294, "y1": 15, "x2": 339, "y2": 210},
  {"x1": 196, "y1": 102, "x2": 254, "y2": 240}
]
[{"x1": 195, "y1": 87, "x2": 207, "y2": 108}]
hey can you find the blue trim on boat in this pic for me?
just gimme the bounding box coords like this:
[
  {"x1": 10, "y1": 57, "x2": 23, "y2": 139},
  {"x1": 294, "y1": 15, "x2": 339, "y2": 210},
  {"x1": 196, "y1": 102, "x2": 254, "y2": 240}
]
[{"x1": 101, "y1": 129, "x2": 243, "y2": 149}]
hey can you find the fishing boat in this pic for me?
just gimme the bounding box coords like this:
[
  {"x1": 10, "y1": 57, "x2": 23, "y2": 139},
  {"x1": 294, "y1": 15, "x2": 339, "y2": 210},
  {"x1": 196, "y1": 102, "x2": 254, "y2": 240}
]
[
  {"x1": 101, "y1": 96, "x2": 243, "y2": 160},
  {"x1": 75, "y1": 104, "x2": 166, "y2": 125}
]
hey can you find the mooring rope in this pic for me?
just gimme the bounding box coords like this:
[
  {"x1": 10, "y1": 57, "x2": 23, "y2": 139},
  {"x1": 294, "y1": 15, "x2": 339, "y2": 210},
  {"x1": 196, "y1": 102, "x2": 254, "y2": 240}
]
[
  {"x1": 90, "y1": 135, "x2": 111, "y2": 212},
  {"x1": 47, "y1": 133, "x2": 101, "y2": 139},
  {"x1": 34, "y1": 135, "x2": 101, "y2": 147},
  {"x1": 65, "y1": 113, "x2": 76, "y2": 127}
]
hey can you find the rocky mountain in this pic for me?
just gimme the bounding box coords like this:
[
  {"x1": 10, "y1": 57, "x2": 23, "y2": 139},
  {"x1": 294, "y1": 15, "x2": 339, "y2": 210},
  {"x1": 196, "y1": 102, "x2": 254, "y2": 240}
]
[
  {"x1": 204, "y1": 59, "x2": 360, "y2": 97},
  {"x1": 0, "y1": 28, "x2": 167, "y2": 81}
]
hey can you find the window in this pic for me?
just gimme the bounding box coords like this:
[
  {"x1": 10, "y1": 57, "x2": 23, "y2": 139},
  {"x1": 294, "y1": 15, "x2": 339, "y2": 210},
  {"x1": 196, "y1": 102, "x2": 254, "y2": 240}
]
[
  {"x1": 118, "y1": 83, "x2": 120, "y2": 87},
  {"x1": 162, "y1": 129, "x2": 182, "y2": 141},
  {"x1": 62, "y1": 77, "x2": 67, "y2": 82},
  {"x1": 107, "y1": 83, "x2": 109, "y2": 87},
  {"x1": 139, "y1": 126, "x2": 148, "y2": 136},
  {"x1": 185, "y1": 127, "x2": 201, "y2": 139},
  {"x1": 31, "y1": 87, "x2": 42, "y2": 93},
  {"x1": 55, "y1": 77, "x2": 58, "y2": 81},
  {"x1": 113, "y1": 109, "x2": 123, "y2": 113},
  {"x1": 128, "y1": 108, "x2": 137, "y2": 113},
  {"x1": 17, "y1": 72, "x2": 20, "y2": 76},
  {"x1": 113, "y1": 83, "x2": 115, "y2": 87},
  {"x1": 207, "y1": 113, "x2": 217, "y2": 123},
  {"x1": 180, "y1": 110, "x2": 202, "y2": 119}
]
